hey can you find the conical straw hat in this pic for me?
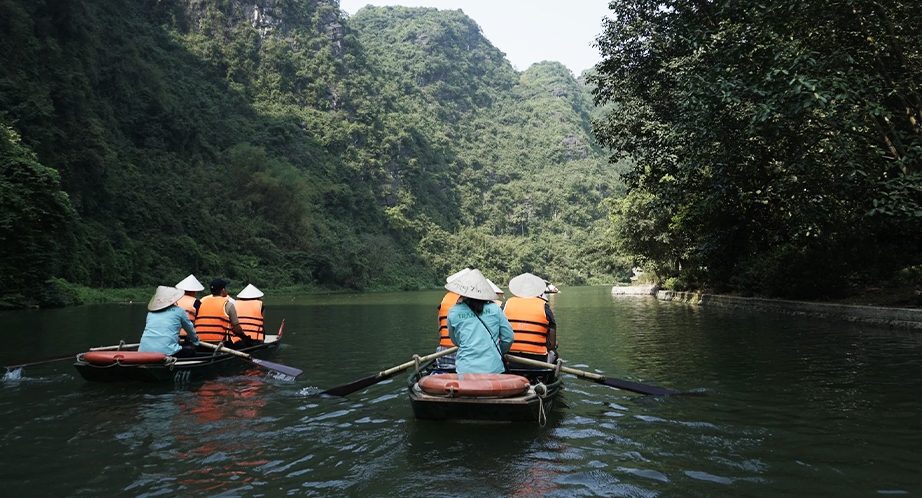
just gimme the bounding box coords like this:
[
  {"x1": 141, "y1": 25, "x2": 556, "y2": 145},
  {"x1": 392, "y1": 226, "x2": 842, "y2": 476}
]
[
  {"x1": 487, "y1": 279, "x2": 504, "y2": 296},
  {"x1": 175, "y1": 274, "x2": 204, "y2": 292},
  {"x1": 237, "y1": 284, "x2": 264, "y2": 299},
  {"x1": 444, "y1": 269, "x2": 498, "y2": 301},
  {"x1": 509, "y1": 273, "x2": 546, "y2": 298},
  {"x1": 148, "y1": 286, "x2": 184, "y2": 311},
  {"x1": 545, "y1": 282, "x2": 560, "y2": 294},
  {"x1": 446, "y1": 267, "x2": 472, "y2": 283}
]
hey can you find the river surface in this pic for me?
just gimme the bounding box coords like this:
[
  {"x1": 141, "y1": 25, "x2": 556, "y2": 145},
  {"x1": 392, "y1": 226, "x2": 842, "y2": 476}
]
[{"x1": 1, "y1": 286, "x2": 921, "y2": 497}]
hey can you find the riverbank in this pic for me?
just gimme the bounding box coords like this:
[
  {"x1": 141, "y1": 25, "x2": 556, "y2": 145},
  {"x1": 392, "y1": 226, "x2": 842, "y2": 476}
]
[{"x1": 611, "y1": 285, "x2": 922, "y2": 330}]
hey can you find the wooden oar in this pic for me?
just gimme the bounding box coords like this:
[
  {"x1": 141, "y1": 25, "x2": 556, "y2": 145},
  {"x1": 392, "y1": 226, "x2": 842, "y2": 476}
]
[
  {"x1": 198, "y1": 341, "x2": 302, "y2": 378},
  {"x1": 4, "y1": 343, "x2": 141, "y2": 370},
  {"x1": 505, "y1": 355, "x2": 681, "y2": 396},
  {"x1": 320, "y1": 347, "x2": 459, "y2": 397}
]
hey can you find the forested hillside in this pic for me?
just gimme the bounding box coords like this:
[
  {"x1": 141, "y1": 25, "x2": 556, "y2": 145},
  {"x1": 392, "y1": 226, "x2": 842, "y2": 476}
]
[{"x1": 0, "y1": 0, "x2": 621, "y2": 307}]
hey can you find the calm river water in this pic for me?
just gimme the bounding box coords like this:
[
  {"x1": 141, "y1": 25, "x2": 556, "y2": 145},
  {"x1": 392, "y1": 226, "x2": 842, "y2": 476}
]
[{"x1": 1, "y1": 286, "x2": 920, "y2": 497}]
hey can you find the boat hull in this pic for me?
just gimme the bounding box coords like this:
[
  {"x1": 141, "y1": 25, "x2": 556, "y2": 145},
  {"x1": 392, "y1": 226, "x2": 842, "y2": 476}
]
[
  {"x1": 407, "y1": 366, "x2": 562, "y2": 422},
  {"x1": 73, "y1": 338, "x2": 280, "y2": 383}
]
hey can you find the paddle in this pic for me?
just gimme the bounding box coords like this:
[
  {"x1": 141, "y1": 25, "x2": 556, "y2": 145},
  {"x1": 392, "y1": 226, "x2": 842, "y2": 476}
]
[
  {"x1": 320, "y1": 346, "x2": 459, "y2": 397},
  {"x1": 505, "y1": 355, "x2": 681, "y2": 396},
  {"x1": 4, "y1": 343, "x2": 141, "y2": 370},
  {"x1": 197, "y1": 341, "x2": 302, "y2": 378}
]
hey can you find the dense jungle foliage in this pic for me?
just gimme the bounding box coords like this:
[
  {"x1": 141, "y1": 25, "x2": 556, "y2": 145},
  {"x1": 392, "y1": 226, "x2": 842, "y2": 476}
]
[
  {"x1": 0, "y1": 0, "x2": 621, "y2": 308},
  {"x1": 592, "y1": 0, "x2": 922, "y2": 299}
]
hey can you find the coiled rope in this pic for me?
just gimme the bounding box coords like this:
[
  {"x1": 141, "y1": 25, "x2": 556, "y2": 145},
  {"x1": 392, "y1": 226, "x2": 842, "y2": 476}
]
[{"x1": 535, "y1": 382, "x2": 549, "y2": 427}]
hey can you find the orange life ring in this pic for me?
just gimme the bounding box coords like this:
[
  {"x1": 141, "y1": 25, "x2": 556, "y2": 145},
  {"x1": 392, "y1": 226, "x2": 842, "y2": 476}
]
[
  {"x1": 82, "y1": 351, "x2": 168, "y2": 366},
  {"x1": 418, "y1": 373, "x2": 531, "y2": 397}
]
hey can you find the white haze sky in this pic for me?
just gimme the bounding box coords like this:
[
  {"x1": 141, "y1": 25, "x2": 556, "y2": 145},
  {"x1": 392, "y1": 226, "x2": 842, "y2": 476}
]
[{"x1": 338, "y1": 0, "x2": 613, "y2": 75}]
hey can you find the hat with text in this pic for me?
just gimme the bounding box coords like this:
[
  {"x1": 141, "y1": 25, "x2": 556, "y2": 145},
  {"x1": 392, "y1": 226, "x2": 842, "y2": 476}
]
[
  {"x1": 445, "y1": 269, "x2": 498, "y2": 301},
  {"x1": 237, "y1": 284, "x2": 264, "y2": 299},
  {"x1": 148, "y1": 286, "x2": 184, "y2": 311},
  {"x1": 175, "y1": 274, "x2": 205, "y2": 292},
  {"x1": 509, "y1": 273, "x2": 546, "y2": 299}
]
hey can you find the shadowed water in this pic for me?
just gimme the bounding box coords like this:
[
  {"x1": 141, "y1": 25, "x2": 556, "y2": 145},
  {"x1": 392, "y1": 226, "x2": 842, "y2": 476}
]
[{"x1": 1, "y1": 286, "x2": 920, "y2": 496}]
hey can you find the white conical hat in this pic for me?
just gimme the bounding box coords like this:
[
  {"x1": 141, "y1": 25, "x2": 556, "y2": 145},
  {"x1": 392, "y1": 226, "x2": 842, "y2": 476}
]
[
  {"x1": 446, "y1": 267, "x2": 472, "y2": 283},
  {"x1": 237, "y1": 284, "x2": 264, "y2": 299},
  {"x1": 545, "y1": 282, "x2": 560, "y2": 294},
  {"x1": 148, "y1": 286, "x2": 184, "y2": 311},
  {"x1": 175, "y1": 274, "x2": 204, "y2": 292},
  {"x1": 444, "y1": 269, "x2": 498, "y2": 301},
  {"x1": 509, "y1": 273, "x2": 547, "y2": 298},
  {"x1": 487, "y1": 279, "x2": 504, "y2": 296}
]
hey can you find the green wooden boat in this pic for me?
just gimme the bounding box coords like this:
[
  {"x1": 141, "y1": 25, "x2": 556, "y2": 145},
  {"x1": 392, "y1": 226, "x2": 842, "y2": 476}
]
[
  {"x1": 406, "y1": 359, "x2": 563, "y2": 423},
  {"x1": 73, "y1": 326, "x2": 284, "y2": 383}
]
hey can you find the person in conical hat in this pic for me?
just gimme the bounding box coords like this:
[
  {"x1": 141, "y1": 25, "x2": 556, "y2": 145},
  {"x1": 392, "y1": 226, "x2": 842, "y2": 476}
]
[
  {"x1": 175, "y1": 274, "x2": 204, "y2": 292},
  {"x1": 237, "y1": 284, "x2": 264, "y2": 299},
  {"x1": 234, "y1": 284, "x2": 266, "y2": 344},
  {"x1": 502, "y1": 273, "x2": 558, "y2": 368},
  {"x1": 434, "y1": 268, "x2": 472, "y2": 370},
  {"x1": 174, "y1": 275, "x2": 204, "y2": 336},
  {"x1": 139, "y1": 286, "x2": 201, "y2": 358},
  {"x1": 444, "y1": 269, "x2": 514, "y2": 374}
]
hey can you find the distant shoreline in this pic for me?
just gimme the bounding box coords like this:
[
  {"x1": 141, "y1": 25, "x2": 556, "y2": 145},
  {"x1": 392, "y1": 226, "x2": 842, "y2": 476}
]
[{"x1": 612, "y1": 286, "x2": 922, "y2": 330}]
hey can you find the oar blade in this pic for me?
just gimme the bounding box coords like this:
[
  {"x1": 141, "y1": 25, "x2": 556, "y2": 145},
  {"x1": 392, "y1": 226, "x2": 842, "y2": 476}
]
[
  {"x1": 601, "y1": 377, "x2": 681, "y2": 396},
  {"x1": 250, "y1": 358, "x2": 302, "y2": 378},
  {"x1": 319, "y1": 374, "x2": 383, "y2": 397}
]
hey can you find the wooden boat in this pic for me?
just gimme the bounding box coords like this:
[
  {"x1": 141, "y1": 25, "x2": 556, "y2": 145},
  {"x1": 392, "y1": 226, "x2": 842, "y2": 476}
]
[
  {"x1": 73, "y1": 326, "x2": 283, "y2": 383},
  {"x1": 406, "y1": 358, "x2": 563, "y2": 423}
]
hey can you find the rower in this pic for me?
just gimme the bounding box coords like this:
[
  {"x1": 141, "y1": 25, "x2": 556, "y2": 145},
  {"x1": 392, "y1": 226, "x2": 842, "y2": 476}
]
[
  {"x1": 174, "y1": 274, "x2": 204, "y2": 343},
  {"x1": 502, "y1": 273, "x2": 558, "y2": 368},
  {"x1": 139, "y1": 286, "x2": 201, "y2": 358},
  {"x1": 234, "y1": 284, "x2": 266, "y2": 344},
  {"x1": 195, "y1": 278, "x2": 252, "y2": 348},
  {"x1": 435, "y1": 268, "x2": 470, "y2": 370}
]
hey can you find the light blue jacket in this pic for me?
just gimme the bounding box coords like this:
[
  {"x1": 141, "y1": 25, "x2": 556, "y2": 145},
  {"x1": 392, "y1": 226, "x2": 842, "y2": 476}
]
[
  {"x1": 139, "y1": 305, "x2": 200, "y2": 355},
  {"x1": 448, "y1": 301, "x2": 514, "y2": 374}
]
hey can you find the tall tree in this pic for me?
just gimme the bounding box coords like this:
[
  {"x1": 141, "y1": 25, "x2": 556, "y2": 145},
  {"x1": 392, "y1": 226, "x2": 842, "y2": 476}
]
[{"x1": 592, "y1": 0, "x2": 922, "y2": 298}]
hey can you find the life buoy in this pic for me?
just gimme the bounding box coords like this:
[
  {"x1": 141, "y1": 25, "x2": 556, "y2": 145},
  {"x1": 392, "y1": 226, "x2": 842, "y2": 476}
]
[
  {"x1": 418, "y1": 373, "x2": 531, "y2": 397},
  {"x1": 81, "y1": 351, "x2": 168, "y2": 365}
]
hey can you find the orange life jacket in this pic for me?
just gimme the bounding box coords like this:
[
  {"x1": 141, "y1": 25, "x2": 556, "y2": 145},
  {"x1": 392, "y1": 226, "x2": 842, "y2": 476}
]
[
  {"x1": 234, "y1": 299, "x2": 264, "y2": 341},
  {"x1": 503, "y1": 297, "x2": 549, "y2": 355},
  {"x1": 195, "y1": 296, "x2": 232, "y2": 343},
  {"x1": 175, "y1": 294, "x2": 198, "y2": 337},
  {"x1": 438, "y1": 292, "x2": 461, "y2": 347}
]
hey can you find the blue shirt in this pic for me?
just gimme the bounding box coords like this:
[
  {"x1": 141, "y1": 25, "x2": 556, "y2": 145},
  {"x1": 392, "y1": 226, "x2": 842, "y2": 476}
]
[
  {"x1": 448, "y1": 301, "x2": 514, "y2": 374},
  {"x1": 139, "y1": 305, "x2": 200, "y2": 355}
]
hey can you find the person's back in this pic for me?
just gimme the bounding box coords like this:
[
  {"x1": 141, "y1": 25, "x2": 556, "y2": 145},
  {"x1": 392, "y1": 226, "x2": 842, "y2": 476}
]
[
  {"x1": 448, "y1": 300, "x2": 513, "y2": 374},
  {"x1": 503, "y1": 296, "x2": 550, "y2": 356},
  {"x1": 435, "y1": 268, "x2": 470, "y2": 370},
  {"x1": 235, "y1": 284, "x2": 265, "y2": 343},
  {"x1": 503, "y1": 273, "x2": 557, "y2": 365},
  {"x1": 444, "y1": 270, "x2": 514, "y2": 374}
]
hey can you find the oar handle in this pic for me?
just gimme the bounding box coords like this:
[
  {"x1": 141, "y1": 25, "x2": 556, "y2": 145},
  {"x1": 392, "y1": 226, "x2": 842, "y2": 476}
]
[
  {"x1": 198, "y1": 341, "x2": 252, "y2": 359},
  {"x1": 505, "y1": 354, "x2": 607, "y2": 380},
  {"x1": 379, "y1": 347, "x2": 458, "y2": 378}
]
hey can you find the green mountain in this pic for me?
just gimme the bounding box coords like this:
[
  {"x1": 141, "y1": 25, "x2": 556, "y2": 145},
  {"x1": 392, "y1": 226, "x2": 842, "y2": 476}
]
[{"x1": 0, "y1": 0, "x2": 621, "y2": 307}]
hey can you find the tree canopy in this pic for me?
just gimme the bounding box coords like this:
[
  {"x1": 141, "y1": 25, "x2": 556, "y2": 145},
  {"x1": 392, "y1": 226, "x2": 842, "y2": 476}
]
[{"x1": 591, "y1": 0, "x2": 922, "y2": 298}]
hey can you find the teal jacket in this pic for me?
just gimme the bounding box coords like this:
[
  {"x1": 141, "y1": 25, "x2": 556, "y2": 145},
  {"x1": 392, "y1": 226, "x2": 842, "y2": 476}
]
[
  {"x1": 139, "y1": 305, "x2": 200, "y2": 355},
  {"x1": 448, "y1": 301, "x2": 514, "y2": 374}
]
